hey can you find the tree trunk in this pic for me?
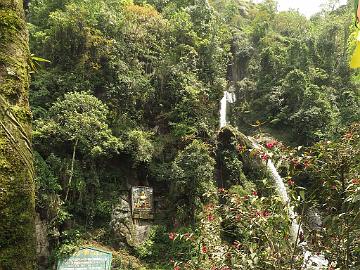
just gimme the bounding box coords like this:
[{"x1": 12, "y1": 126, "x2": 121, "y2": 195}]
[
  {"x1": 0, "y1": 1, "x2": 36, "y2": 269},
  {"x1": 64, "y1": 138, "x2": 78, "y2": 202}
]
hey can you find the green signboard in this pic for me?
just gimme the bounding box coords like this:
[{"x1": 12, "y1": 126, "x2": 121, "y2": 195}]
[{"x1": 57, "y1": 247, "x2": 112, "y2": 270}]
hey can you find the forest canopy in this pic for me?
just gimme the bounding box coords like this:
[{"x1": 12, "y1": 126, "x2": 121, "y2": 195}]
[{"x1": 1, "y1": 0, "x2": 359, "y2": 269}]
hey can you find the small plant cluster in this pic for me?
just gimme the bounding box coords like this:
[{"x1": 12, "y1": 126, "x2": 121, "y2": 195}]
[
  {"x1": 163, "y1": 183, "x2": 304, "y2": 270},
  {"x1": 218, "y1": 185, "x2": 303, "y2": 269},
  {"x1": 257, "y1": 123, "x2": 360, "y2": 269},
  {"x1": 294, "y1": 123, "x2": 360, "y2": 268}
]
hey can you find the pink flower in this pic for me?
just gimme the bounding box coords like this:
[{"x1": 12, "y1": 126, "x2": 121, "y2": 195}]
[
  {"x1": 207, "y1": 215, "x2": 215, "y2": 222},
  {"x1": 169, "y1": 232, "x2": 176, "y2": 241},
  {"x1": 261, "y1": 153, "x2": 269, "y2": 161},
  {"x1": 233, "y1": 240, "x2": 241, "y2": 249},
  {"x1": 201, "y1": 245, "x2": 208, "y2": 253},
  {"x1": 265, "y1": 141, "x2": 276, "y2": 149},
  {"x1": 174, "y1": 266, "x2": 180, "y2": 270}
]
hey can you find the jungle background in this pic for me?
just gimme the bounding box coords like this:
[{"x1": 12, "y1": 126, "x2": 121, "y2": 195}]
[{"x1": 23, "y1": 0, "x2": 360, "y2": 268}]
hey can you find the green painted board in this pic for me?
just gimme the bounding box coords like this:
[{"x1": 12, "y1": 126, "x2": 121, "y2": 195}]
[{"x1": 57, "y1": 247, "x2": 112, "y2": 270}]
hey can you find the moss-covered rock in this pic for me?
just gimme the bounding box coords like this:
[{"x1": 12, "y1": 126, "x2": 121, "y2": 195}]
[{"x1": 0, "y1": 0, "x2": 36, "y2": 269}]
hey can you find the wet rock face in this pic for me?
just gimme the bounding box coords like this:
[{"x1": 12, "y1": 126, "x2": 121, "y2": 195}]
[
  {"x1": 111, "y1": 196, "x2": 135, "y2": 246},
  {"x1": 110, "y1": 195, "x2": 152, "y2": 247},
  {"x1": 306, "y1": 207, "x2": 323, "y2": 231},
  {"x1": 35, "y1": 214, "x2": 50, "y2": 269}
]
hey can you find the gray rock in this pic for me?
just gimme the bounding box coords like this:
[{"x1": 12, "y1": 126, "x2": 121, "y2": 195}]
[
  {"x1": 110, "y1": 195, "x2": 152, "y2": 247},
  {"x1": 35, "y1": 213, "x2": 50, "y2": 269}
]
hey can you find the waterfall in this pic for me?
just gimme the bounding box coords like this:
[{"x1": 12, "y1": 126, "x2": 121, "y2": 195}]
[
  {"x1": 267, "y1": 159, "x2": 301, "y2": 241},
  {"x1": 219, "y1": 92, "x2": 228, "y2": 128},
  {"x1": 249, "y1": 140, "x2": 329, "y2": 269},
  {"x1": 219, "y1": 90, "x2": 236, "y2": 128},
  {"x1": 219, "y1": 89, "x2": 328, "y2": 269}
]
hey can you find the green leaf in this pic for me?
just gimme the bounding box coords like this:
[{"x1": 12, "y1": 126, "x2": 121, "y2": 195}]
[
  {"x1": 299, "y1": 190, "x2": 305, "y2": 200},
  {"x1": 31, "y1": 54, "x2": 51, "y2": 63}
]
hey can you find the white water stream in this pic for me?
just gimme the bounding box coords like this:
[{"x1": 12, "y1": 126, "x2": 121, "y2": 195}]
[
  {"x1": 219, "y1": 91, "x2": 328, "y2": 269},
  {"x1": 219, "y1": 91, "x2": 236, "y2": 128}
]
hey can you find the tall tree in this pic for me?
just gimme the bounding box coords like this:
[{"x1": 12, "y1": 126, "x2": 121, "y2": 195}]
[{"x1": 0, "y1": 0, "x2": 36, "y2": 269}]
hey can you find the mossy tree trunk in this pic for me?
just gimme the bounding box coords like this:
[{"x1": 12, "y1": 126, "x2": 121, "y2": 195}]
[{"x1": 0, "y1": 1, "x2": 36, "y2": 269}]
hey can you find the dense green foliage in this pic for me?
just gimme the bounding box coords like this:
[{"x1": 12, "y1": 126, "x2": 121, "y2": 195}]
[{"x1": 24, "y1": 0, "x2": 360, "y2": 269}]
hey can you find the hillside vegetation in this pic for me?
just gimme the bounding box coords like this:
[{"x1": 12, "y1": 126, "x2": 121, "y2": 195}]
[{"x1": 23, "y1": 0, "x2": 360, "y2": 269}]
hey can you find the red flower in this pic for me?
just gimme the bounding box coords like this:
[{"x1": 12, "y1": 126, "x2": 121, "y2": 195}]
[
  {"x1": 260, "y1": 153, "x2": 269, "y2": 161},
  {"x1": 169, "y1": 232, "x2": 176, "y2": 241},
  {"x1": 252, "y1": 191, "x2": 258, "y2": 196},
  {"x1": 237, "y1": 144, "x2": 246, "y2": 152},
  {"x1": 201, "y1": 245, "x2": 208, "y2": 253},
  {"x1": 207, "y1": 214, "x2": 215, "y2": 222},
  {"x1": 174, "y1": 266, "x2": 180, "y2": 270},
  {"x1": 265, "y1": 141, "x2": 276, "y2": 149},
  {"x1": 233, "y1": 240, "x2": 241, "y2": 249},
  {"x1": 287, "y1": 179, "x2": 295, "y2": 186}
]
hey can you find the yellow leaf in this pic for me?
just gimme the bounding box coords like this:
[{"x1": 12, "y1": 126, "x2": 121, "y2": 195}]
[{"x1": 350, "y1": 32, "x2": 360, "y2": 69}]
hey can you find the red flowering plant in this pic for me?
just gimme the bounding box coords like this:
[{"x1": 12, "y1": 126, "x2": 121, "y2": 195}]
[
  {"x1": 168, "y1": 198, "x2": 230, "y2": 270},
  {"x1": 289, "y1": 123, "x2": 360, "y2": 268},
  {"x1": 218, "y1": 182, "x2": 303, "y2": 269}
]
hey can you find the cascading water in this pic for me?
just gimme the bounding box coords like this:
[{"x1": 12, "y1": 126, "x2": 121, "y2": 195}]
[
  {"x1": 267, "y1": 158, "x2": 301, "y2": 240},
  {"x1": 219, "y1": 90, "x2": 236, "y2": 128},
  {"x1": 219, "y1": 92, "x2": 228, "y2": 128},
  {"x1": 220, "y1": 90, "x2": 328, "y2": 269}
]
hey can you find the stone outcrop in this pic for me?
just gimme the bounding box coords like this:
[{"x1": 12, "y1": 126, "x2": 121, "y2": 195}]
[
  {"x1": 110, "y1": 194, "x2": 152, "y2": 247},
  {"x1": 35, "y1": 213, "x2": 50, "y2": 269}
]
